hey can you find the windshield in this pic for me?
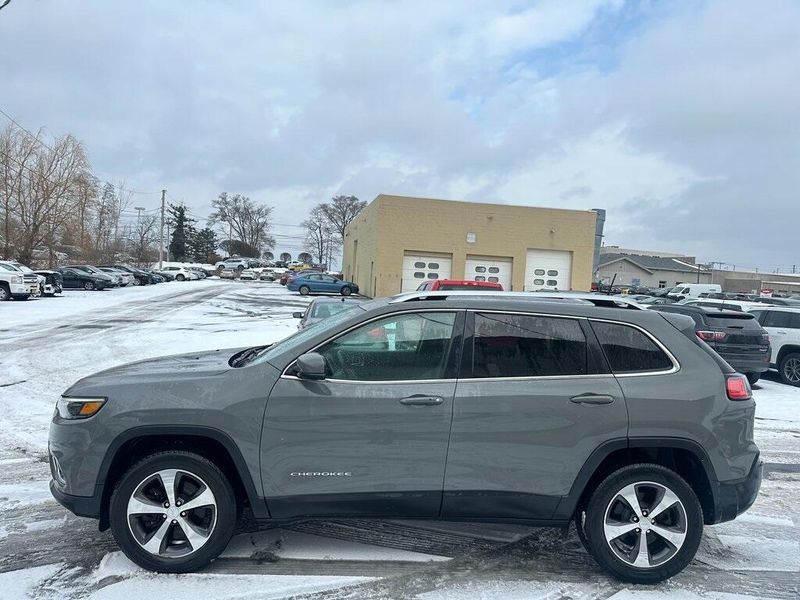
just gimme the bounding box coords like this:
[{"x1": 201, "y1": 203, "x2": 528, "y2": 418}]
[
  {"x1": 309, "y1": 301, "x2": 361, "y2": 319},
  {"x1": 669, "y1": 285, "x2": 688, "y2": 293},
  {"x1": 250, "y1": 304, "x2": 367, "y2": 365}
]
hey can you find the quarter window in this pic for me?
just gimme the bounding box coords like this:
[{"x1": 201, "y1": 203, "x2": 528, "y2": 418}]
[
  {"x1": 472, "y1": 313, "x2": 588, "y2": 378},
  {"x1": 591, "y1": 321, "x2": 673, "y2": 373},
  {"x1": 316, "y1": 312, "x2": 457, "y2": 381}
]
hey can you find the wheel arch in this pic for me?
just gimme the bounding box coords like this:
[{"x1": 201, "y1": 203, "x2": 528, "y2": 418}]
[
  {"x1": 96, "y1": 426, "x2": 268, "y2": 529},
  {"x1": 776, "y1": 344, "x2": 800, "y2": 366},
  {"x1": 556, "y1": 437, "x2": 719, "y2": 525}
]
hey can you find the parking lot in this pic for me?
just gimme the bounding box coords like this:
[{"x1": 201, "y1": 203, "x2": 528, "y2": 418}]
[{"x1": 1, "y1": 280, "x2": 798, "y2": 599}]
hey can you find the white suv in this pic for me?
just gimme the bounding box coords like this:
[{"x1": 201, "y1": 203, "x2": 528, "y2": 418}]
[
  {"x1": 748, "y1": 306, "x2": 800, "y2": 385},
  {"x1": 161, "y1": 266, "x2": 200, "y2": 281}
]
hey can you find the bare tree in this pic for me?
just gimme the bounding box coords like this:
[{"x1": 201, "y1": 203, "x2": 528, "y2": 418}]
[
  {"x1": 320, "y1": 195, "x2": 366, "y2": 244},
  {"x1": 4, "y1": 128, "x2": 92, "y2": 265},
  {"x1": 209, "y1": 192, "x2": 275, "y2": 254},
  {"x1": 302, "y1": 206, "x2": 340, "y2": 266},
  {"x1": 130, "y1": 214, "x2": 158, "y2": 266}
]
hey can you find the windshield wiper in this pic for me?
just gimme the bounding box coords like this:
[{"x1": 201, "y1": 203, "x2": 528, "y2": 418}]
[{"x1": 231, "y1": 345, "x2": 269, "y2": 367}]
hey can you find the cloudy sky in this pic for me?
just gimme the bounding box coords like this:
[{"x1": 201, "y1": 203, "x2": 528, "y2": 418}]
[{"x1": 1, "y1": 0, "x2": 798, "y2": 267}]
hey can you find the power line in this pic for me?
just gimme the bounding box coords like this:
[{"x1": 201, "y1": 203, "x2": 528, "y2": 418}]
[{"x1": 0, "y1": 106, "x2": 160, "y2": 196}]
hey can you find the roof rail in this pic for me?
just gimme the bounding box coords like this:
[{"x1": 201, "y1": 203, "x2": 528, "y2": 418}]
[{"x1": 388, "y1": 290, "x2": 644, "y2": 309}]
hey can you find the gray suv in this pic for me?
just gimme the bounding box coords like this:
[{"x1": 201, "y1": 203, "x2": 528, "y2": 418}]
[{"x1": 49, "y1": 292, "x2": 762, "y2": 583}]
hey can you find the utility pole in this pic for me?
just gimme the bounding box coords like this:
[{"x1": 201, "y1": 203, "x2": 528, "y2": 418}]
[
  {"x1": 228, "y1": 220, "x2": 233, "y2": 258},
  {"x1": 159, "y1": 190, "x2": 166, "y2": 269}
]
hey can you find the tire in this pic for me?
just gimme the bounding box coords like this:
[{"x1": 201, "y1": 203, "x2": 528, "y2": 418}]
[
  {"x1": 0, "y1": 284, "x2": 9, "y2": 301},
  {"x1": 746, "y1": 373, "x2": 761, "y2": 386},
  {"x1": 133, "y1": 277, "x2": 141, "y2": 286},
  {"x1": 778, "y1": 352, "x2": 800, "y2": 387},
  {"x1": 298, "y1": 285, "x2": 310, "y2": 296},
  {"x1": 583, "y1": 463, "x2": 703, "y2": 584},
  {"x1": 340, "y1": 286, "x2": 352, "y2": 296},
  {"x1": 176, "y1": 274, "x2": 185, "y2": 282},
  {"x1": 84, "y1": 280, "x2": 95, "y2": 291},
  {"x1": 109, "y1": 451, "x2": 237, "y2": 573}
]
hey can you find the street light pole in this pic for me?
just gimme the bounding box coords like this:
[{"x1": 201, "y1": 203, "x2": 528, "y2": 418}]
[{"x1": 159, "y1": 190, "x2": 166, "y2": 269}]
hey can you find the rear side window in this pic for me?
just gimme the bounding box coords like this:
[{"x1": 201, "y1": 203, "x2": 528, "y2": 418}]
[
  {"x1": 591, "y1": 321, "x2": 673, "y2": 374},
  {"x1": 763, "y1": 311, "x2": 800, "y2": 329},
  {"x1": 472, "y1": 313, "x2": 587, "y2": 378}
]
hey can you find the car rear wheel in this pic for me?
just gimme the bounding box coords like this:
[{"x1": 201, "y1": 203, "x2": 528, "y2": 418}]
[
  {"x1": 110, "y1": 451, "x2": 237, "y2": 573},
  {"x1": 778, "y1": 352, "x2": 800, "y2": 386},
  {"x1": 583, "y1": 464, "x2": 702, "y2": 584},
  {"x1": 340, "y1": 286, "x2": 352, "y2": 296},
  {"x1": 746, "y1": 373, "x2": 761, "y2": 385},
  {"x1": 299, "y1": 285, "x2": 310, "y2": 296},
  {"x1": 84, "y1": 280, "x2": 95, "y2": 291}
]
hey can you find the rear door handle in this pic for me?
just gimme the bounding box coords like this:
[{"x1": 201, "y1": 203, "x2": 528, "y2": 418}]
[
  {"x1": 400, "y1": 395, "x2": 444, "y2": 406},
  {"x1": 570, "y1": 394, "x2": 615, "y2": 405}
]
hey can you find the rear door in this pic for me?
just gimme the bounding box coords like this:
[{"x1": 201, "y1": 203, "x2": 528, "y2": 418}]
[
  {"x1": 759, "y1": 310, "x2": 800, "y2": 364},
  {"x1": 443, "y1": 311, "x2": 626, "y2": 519},
  {"x1": 60, "y1": 269, "x2": 78, "y2": 288},
  {"x1": 262, "y1": 310, "x2": 464, "y2": 518}
]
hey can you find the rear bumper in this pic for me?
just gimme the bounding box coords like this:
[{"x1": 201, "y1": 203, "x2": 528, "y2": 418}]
[
  {"x1": 713, "y1": 454, "x2": 763, "y2": 523},
  {"x1": 719, "y1": 353, "x2": 770, "y2": 374}
]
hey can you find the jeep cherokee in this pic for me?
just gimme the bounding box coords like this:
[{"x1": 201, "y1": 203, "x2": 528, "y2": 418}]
[{"x1": 49, "y1": 291, "x2": 762, "y2": 583}]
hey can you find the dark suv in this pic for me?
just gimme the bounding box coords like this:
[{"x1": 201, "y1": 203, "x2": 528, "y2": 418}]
[
  {"x1": 49, "y1": 292, "x2": 761, "y2": 583},
  {"x1": 649, "y1": 304, "x2": 770, "y2": 384}
]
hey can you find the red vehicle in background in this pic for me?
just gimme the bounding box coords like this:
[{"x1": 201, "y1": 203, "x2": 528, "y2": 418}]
[{"x1": 416, "y1": 279, "x2": 503, "y2": 291}]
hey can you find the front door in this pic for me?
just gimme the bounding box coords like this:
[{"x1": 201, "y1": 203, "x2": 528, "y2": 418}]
[
  {"x1": 262, "y1": 310, "x2": 464, "y2": 518},
  {"x1": 442, "y1": 311, "x2": 627, "y2": 519}
]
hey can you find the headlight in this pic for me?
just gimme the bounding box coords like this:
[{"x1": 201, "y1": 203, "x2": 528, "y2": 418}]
[
  {"x1": 56, "y1": 396, "x2": 106, "y2": 419},
  {"x1": 14, "y1": 275, "x2": 23, "y2": 284}
]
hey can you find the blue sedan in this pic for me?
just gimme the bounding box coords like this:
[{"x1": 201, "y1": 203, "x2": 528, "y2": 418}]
[{"x1": 287, "y1": 273, "x2": 359, "y2": 296}]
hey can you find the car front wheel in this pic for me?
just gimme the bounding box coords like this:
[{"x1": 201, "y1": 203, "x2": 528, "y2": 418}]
[
  {"x1": 176, "y1": 274, "x2": 185, "y2": 281},
  {"x1": 340, "y1": 286, "x2": 352, "y2": 296},
  {"x1": 109, "y1": 451, "x2": 237, "y2": 573},
  {"x1": 583, "y1": 463, "x2": 702, "y2": 584}
]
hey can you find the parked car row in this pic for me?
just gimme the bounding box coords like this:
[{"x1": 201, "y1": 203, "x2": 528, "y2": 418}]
[{"x1": 0, "y1": 260, "x2": 207, "y2": 300}]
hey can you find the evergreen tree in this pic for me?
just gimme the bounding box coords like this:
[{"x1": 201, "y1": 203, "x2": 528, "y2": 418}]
[{"x1": 167, "y1": 203, "x2": 195, "y2": 261}]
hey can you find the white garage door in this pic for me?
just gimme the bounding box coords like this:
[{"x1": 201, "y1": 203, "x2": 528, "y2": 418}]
[
  {"x1": 465, "y1": 257, "x2": 513, "y2": 290},
  {"x1": 525, "y1": 250, "x2": 572, "y2": 291},
  {"x1": 402, "y1": 254, "x2": 452, "y2": 292}
]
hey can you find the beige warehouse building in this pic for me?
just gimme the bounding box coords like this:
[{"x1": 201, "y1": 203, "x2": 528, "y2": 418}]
[{"x1": 342, "y1": 194, "x2": 600, "y2": 298}]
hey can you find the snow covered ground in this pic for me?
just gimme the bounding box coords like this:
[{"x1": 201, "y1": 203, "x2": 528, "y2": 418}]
[{"x1": 0, "y1": 282, "x2": 798, "y2": 599}]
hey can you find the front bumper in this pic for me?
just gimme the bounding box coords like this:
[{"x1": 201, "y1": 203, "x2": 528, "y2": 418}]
[
  {"x1": 714, "y1": 454, "x2": 763, "y2": 523},
  {"x1": 50, "y1": 480, "x2": 102, "y2": 519}
]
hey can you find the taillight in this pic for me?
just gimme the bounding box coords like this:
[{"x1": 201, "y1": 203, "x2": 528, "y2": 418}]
[
  {"x1": 697, "y1": 330, "x2": 727, "y2": 342},
  {"x1": 726, "y1": 374, "x2": 752, "y2": 401}
]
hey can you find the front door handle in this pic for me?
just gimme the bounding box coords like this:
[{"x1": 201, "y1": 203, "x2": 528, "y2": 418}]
[
  {"x1": 570, "y1": 394, "x2": 615, "y2": 405},
  {"x1": 399, "y1": 395, "x2": 444, "y2": 406}
]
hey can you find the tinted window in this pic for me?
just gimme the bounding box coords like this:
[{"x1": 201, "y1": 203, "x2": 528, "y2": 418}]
[
  {"x1": 591, "y1": 321, "x2": 673, "y2": 373},
  {"x1": 763, "y1": 311, "x2": 800, "y2": 328},
  {"x1": 317, "y1": 312, "x2": 456, "y2": 381},
  {"x1": 472, "y1": 313, "x2": 587, "y2": 378}
]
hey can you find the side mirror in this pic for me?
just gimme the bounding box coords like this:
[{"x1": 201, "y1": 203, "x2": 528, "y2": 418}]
[
  {"x1": 292, "y1": 311, "x2": 304, "y2": 319},
  {"x1": 296, "y1": 352, "x2": 326, "y2": 380}
]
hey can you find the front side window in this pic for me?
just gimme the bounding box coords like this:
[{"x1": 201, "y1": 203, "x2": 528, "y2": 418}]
[
  {"x1": 317, "y1": 312, "x2": 457, "y2": 381},
  {"x1": 472, "y1": 313, "x2": 587, "y2": 378},
  {"x1": 591, "y1": 321, "x2": 673, "y2": 374}
]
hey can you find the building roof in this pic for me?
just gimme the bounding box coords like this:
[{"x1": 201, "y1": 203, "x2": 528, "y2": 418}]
[{"x1": 599, "y1": 253, "x2": 709, "y2": 274}]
